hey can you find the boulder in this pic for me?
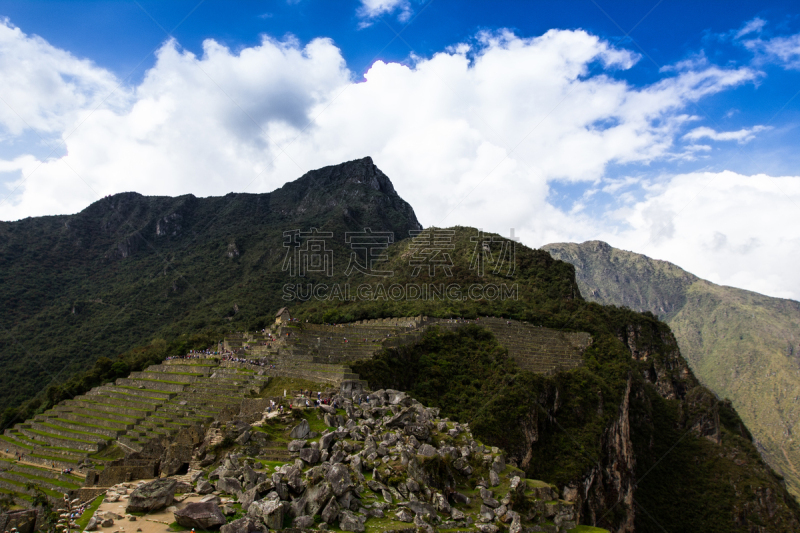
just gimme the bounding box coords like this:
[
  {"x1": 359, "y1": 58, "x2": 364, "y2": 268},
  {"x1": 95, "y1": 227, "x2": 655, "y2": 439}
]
[
  {"x1": 100, "y1": 518, "x2": 114, "y2": 528},
  {"x1": 417, "y1": 444, "x2": 437, "y2": 457},
  {"x1": 326, "y1": 464, "x2": 353, "y2": 496},
  {"x1": 395, "y1": 508, "x2": 414, "y2": 522},
  {"x1": 385, "y1": 408, "x2": 414, "y2": 428},
  {"x1": 321, "y1": 496, "x2": 340, "y2": 524},
  {"x1": 216, "y1": 477, "x2": 243, "y2": 495},
  {"x1": 292, "y1": 516, "x2": 314, "y2": 529},
  {"x1": 201, "y1": 495, "x2": 222, "y2": 505},
  {"x1": 299, "y1": 447, "x2": 321, "y2": 464},
  {"x1": 489, "y1": 469, "x2": 500, "y2": 487},
  {"x1": 174, "y1": 502, "x2": 226, "y2": 530},
  {"x1": 338, "y1": 510, "x2": 366, "y2": 532},
  {"x1": 290, "y1": 420, "x2": 310, "y2": 439},
  {"x1": 127, "y1": 478, "x2": 177, "y2": 513},
  {"x1": 220, "y1": 517, "x2": 268, "y2": 533},
  {"x1": 85, "y1": 517, "x2": 98, "y2": 531},
  {"x1": 286, "y1": 466, "x2": 306, "y2": 493},
  {"x1": 236, "y1": 429, "x2": 252, "y2": 445},
  {"x1": 319, "y1": 432, "x2": 336, "y2": 451},
  {"x1": 196, "y1": 480, "x2": 214, "y2": 494},
  {"x1": 248, "y1": 499, "x2": 284, "y2": 530},
  {"x1": 404, "y1": 424, "x2": 430, "y2": 441},
  {"x1": 477, "y1": 525, "x2": 499, "y2": 533},
  {"x1": 306, "y1": 482, "x2": 333, "y2": 516},
  {"x1": 287, "y1": 440, "x2": 306, "y2": 452}
]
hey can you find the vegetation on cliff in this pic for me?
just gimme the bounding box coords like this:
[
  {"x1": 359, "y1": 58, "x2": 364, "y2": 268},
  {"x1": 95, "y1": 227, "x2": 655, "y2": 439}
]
[{"x1": 544, "y1": 240, "x2": 800, "y2": 499}]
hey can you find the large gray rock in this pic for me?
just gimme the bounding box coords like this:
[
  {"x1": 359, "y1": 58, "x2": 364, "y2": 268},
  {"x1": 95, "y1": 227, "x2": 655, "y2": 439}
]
[
  {"x1": 248, "y1": 499, "x2": 284, "y2": 530},
  {"x1": 196, "y1": 480, "x2": 214, "y2": 494},
  {"x1": 127, "y1": 478, "x2": 177, "y2": 513},
  {"x1": 220, "y1": 517, "x2": 268, "y2": 533},
  {"x1": 290, "y1": 419, "x2": 310, "y2": 439},
  {"x1": 299, "y1": 447, "x2": 321, "y2": 464},
  {"x1": 216, "y1": 477, "x2": 243, "y2": 495},
  {"x1": 404, "y1": 424, "x2": 430, "y2": 441},
  {"x1": 288, "y1": 439, "x2": 306, "y2": 452},
  {"x1": 286, "y1": 466, "x2": 306, "y2": 493},
  {"x1": 321, "y1": 496, "x2": 340, "y2": 524},
  {"x1": 306, "y1": 481, "x2": 333, "y2": 516},
  {"x1": 174, "y1": 502, "x2": 226, "y2": 530},
  {"x1": 338, "y1": 510, "x2": 366, "y2": 532},
  {"x1": 293, "y1": 516, "x2": 314, "y2": 529},
  {"x1": 319, "y1": 432, "x2": 336, "y2": 451},
  {"x1": 417, "y1": 444, "x2": 437, "y2": 457},
  {"x1": 326, "y1": 464, "x2": 353, "y2": 496},
  {"x1": 385, "y1": 408, "x2": 414, "y2": 428},
  {"x1": 84, "y1": 516, "x2": 98, "y2": 531}
]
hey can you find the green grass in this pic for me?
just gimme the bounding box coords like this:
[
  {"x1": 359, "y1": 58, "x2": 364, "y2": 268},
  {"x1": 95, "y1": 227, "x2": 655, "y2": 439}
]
[
  {"x1": 0, "y1": 474, "x2": 63, "y2": 498},
  {"x1": 0, "y1": 435, "x2": 32, "y2": 450},
  {"x1": 37, "y1": 422, "x2": 105, "y2": 439},
  {"x1": 24, "y1": 428, "x2": 96, "y2": 445},
  {"x1": 75, "y1": 495, "x2": 105, "y2": 530},
  {"x1": 568, "y1": 527, "x2": 610, "y2": 533},
  {"x1": 4, "y1": 470, "x2": 79, "y2": 490}
]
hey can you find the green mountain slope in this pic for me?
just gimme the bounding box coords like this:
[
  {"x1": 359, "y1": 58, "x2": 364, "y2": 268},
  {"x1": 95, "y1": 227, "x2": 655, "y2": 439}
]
[
  {"x1": 0, "y1": 156, "x2": 421, "y2": 415},
  {"x1": 543, "y1": 240, "x2": 800, "y2": 498},
  {"x1": 289, "y1": 229, "x2": 800, "y2": 531},
  {"x1": 3, "y1": 160, "x2": 799, "y2": 531}
]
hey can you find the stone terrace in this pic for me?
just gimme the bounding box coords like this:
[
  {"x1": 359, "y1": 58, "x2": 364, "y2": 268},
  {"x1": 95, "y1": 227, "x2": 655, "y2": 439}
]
[
  {"x1": 228, "y1": 316, "x2": 591, "y2": 377},
  {"x1": 2, "y1": 359, "x2": 270, "y2": 480}
]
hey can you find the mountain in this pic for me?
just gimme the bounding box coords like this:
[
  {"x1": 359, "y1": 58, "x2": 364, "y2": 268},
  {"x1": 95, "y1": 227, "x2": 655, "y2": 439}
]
[
  {"x1": 3, "y1": 159, "x2": 800, "y2": 531},
  {"x1": 0, "y1": 157, "x2": 421, "y2": 416},
  {"x1": 542, "y1": 240, "x2": 800, "y2": 498},
  {"x1": 285, "y1": 228, "x2": 800, "y2": 532}
]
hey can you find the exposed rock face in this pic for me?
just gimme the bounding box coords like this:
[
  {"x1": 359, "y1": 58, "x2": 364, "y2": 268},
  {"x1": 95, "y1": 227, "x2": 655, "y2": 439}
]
[
  {"x1": 220, "y1": 517, "x2": 268, "y2": 533},
  {"x1": 127, "y1": 478, "x2": 177, "y2": 513},
  {"x1": 173, "y1": 502, "x2": 227, "y2": 530}
]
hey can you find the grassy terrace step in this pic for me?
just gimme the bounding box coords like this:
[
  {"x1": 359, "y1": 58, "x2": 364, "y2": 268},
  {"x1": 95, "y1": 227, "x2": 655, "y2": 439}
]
[
  {"x1": 116, "y1": 378, "x2": 187, "y2": 393},
  {"x1": 27, "y1": 422, "x2": 109, "y2": 447},
  {"x1": 0, "y1": 475, "x2": 63, "y2": 500},
  {"x1": 4, "y1": 431, "x2": 40, "y2": 449},
  {"x1": 52, "y1": 410, "x2": 135, "y2": 430},
  {"x1": 130, "y1": 371, "x2": 204, "y2": 382},
  {"x1": 0, "y1": 434, "x2": 32, "y2": 451},
  {"x1": 116, "y1": 436, "x2": 143, "y2": 453},
  {"x1": 70, "y1": 398, "x2": 155, "y2": 417},
  {"x1": 0, "y1": 457, "x2": 83, "y2": 482},
  {"x1": 37, "y1": 417, "x2": 122, "y2": 439},
  {"x1": 18, "y1": 427, "x2": 101, "y2": 453},
  {"x1": 0, "y1": 470, "x2": 80, "y2": 492},
  {"x1": 83, "y1": 391, "x2": 163, "y2": 410},
  {"x1": 105, "y1": 385, "x2": 176, "y2": 400}
]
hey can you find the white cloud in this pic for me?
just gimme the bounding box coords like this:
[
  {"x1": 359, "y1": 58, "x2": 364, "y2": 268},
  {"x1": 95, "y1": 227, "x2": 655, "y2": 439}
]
[
  {"x1": 745, "y1": 32, "x2": 800, "y2": 69},
  {"x1": 357, "y1": 0, "x2": 413, "y2": 26},
  {"x1": 3, "y1": 20, "x2": 792, "y2": 299},
  {"x1": 602, "y1": 171, "x2": 800, "y2": 299},
  {"x1": 734, "y1": 17, "x2": 766, "y2": 39},
  {"x1": 683, "y1": 125, "x2": 769, "y2": 143},
  {"x1": 0, "y1": 18, "x2": 125, "y2": 138}
]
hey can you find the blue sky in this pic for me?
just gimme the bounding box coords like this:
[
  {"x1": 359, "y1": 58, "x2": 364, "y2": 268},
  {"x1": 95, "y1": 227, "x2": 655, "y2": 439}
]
[{"x1": 1, "y1": 0, "x2": 800, "y2": 299}]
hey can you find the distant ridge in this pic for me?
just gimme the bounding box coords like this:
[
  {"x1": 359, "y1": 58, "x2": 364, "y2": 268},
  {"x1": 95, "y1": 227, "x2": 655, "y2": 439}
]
[{"x1": 543, "y1": 240, "x2": 800, "y2": 498}]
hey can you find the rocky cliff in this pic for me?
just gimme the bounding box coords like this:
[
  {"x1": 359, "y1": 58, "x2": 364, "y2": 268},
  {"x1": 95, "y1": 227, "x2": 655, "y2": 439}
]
[{"x1": 543, "y1": 240, "x2": 800, "y2": 501}]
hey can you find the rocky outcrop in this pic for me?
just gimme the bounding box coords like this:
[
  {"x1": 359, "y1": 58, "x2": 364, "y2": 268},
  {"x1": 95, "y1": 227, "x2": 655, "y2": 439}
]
[
  {"x1": 126, "y1": 478, "x2": 177, "y2": 513},
  {"x1": 173, "y1": 502, "x2": 226, "y2": 530},
  {"x1": 197, "y1": 390, "x2": 579, "y2": 533}
]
